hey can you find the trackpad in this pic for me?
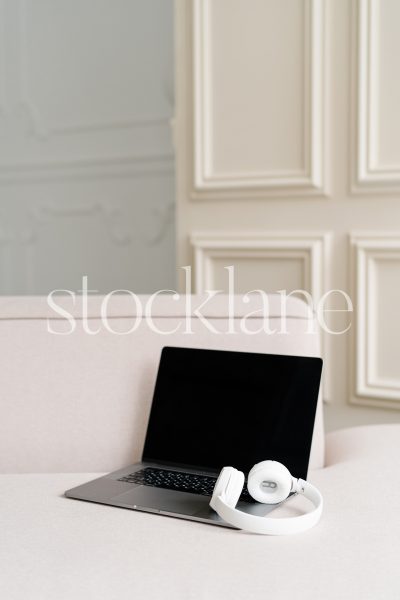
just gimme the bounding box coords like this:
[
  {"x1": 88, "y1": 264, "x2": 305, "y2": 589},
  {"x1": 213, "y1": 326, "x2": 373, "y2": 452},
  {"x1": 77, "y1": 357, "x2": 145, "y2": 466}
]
[{"x1": 111, "y1": 486, "x2": 209, "y2": 516}]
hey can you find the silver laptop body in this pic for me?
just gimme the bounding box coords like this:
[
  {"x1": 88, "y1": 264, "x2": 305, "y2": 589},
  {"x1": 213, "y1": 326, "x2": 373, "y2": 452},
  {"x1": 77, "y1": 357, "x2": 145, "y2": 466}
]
[{"x1": 65, "y1": 347, "x2": 322, "y2": 528}]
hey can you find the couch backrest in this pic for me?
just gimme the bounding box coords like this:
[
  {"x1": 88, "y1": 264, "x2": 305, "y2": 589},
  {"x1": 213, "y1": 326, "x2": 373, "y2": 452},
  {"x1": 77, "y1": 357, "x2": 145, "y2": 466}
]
[{"x1": 0, "y1": 294, "x2": 324, "y2": 473}]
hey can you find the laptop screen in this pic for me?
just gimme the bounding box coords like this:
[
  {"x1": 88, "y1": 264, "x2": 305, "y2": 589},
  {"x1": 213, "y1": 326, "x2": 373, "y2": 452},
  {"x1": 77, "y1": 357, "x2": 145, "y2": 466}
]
[{"x1": 142, "y1": 347, "x2": 322, "y2": 480}]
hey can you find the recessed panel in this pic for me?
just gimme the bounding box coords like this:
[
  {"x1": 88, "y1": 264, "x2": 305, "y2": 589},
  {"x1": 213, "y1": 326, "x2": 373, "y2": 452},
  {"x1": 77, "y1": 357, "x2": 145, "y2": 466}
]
[
  {"x1": 352, "y1": 235, "x2": 400, "y2": 408},
  {"x1": 376, "y1": 0, "x2": 400, "y2": 168},
  {"x1": 373, "y1": 258, "x2": 400, "y2": 382},
  {"x1": 209, "y1": 256, "x2": 305, "y2": 293},
  {"x1": 204, "y1": 0, "x2": 306, "y2": 176}
]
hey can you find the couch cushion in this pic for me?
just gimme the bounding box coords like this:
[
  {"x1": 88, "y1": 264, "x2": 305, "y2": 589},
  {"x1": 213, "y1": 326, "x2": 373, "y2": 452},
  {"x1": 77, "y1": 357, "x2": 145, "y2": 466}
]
[{"x1": 0, "y1": 424, "x2": 398, "y2": 600}]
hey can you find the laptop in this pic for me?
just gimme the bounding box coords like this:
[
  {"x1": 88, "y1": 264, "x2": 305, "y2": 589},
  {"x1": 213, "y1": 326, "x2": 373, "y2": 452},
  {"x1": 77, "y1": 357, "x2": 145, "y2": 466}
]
[{"x1": 65, "y1": 346, "x2": 323, "y2": 528}]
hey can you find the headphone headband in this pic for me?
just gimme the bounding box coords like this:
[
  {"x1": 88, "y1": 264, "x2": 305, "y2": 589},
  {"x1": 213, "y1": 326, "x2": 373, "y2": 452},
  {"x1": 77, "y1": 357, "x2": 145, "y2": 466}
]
[{"x1": 210, "y1": 462, "x2": 323, "y2": 535}]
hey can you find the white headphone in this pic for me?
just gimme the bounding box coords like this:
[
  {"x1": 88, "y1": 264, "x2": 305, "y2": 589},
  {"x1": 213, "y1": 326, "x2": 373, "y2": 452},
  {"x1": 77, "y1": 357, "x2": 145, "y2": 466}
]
[{"x1": 210, "y1": 460, "x2": 323, "y2": 535}]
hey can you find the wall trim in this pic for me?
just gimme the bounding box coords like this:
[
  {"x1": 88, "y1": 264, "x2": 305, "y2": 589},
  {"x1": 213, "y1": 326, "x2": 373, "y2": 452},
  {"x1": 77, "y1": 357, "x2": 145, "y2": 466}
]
[
  {"x1": 192, "y1": 0, "x2": 327, "y2": 198},
  {"x1": 191, "y1": 232, "x2": 327, "y2": 297},
  {"x1": 190, "y1": 231, "x2": 331, "y2": 400},
  {"x1": 0, "y1": 154, "x2": 174, "y2": 184},
  {"x1": 353, "y1": 0, "x2": 400, "y2": 193},
  {"x1": 351, "y1": 232, "x2": 400, "y2": 409}
]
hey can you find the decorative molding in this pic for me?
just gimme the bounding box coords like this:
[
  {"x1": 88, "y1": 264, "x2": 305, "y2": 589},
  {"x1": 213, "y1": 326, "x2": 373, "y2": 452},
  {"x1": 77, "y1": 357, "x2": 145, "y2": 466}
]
[
  {"x1": 351, "y1": 233, "x2": 400, "y2": 409},
  {"x1": 191, "y1": 232, "x2": 326, "y2": 298},
  {"x1": 190, "y1": 231, "x2": 331, "y2": 400},
  {"x1": 147, "y1": 202, "x2": 175, "y2": 246},
  {"x1": 20, "y1": 199, "x2": 175, "y2": 293},
  {"x1": 39, "y1": 116, "x2": 172, "y2": 138},
  {"x1": 0, "y1": 0, "x2": 174, "y2": 181},
  {"x1": 17, "y1": 200, "x2": 174, "y2": 248},
  {"x1": 0, "y1": 154, "x2": 174, "y2": 184},
  {"x1": 192, "y1": 0, "x2": 326, "y2": 198},
  {"x1": 353, "y1": 0, "x2": 400, "y2": 193},
  {"x1": 20, "y1": 202, "x2": 136, "y2": 247}
]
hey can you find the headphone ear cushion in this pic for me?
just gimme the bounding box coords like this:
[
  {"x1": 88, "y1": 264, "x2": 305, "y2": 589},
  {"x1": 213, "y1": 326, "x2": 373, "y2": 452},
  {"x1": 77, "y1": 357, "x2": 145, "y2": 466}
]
[
  {"x1": 225, "y1": 469, "x2": 245, "y2": 507},
  {"x1": 247, "y1": 460, "x2": 292, "y2": 504},
  {"x1": 210, "y1": 467, "x2": 234, "y2": 510}
]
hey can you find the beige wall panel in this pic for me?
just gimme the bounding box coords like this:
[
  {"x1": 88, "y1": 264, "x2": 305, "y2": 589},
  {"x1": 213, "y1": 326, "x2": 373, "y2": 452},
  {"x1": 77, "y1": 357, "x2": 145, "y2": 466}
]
[
  {"x1": 190, "y1": 233, "x2": 326, "y2": 297},
  {"x1": 176, "y1": 0, "x2": 400, "y2": 428},
  {"x1": 352, "y1": 234, "x2": 400, "y2": 409},
  {"x1": 374, "y1": 260, "x2": 400, "y2": 381},
  {"x1": 377, "y1": 1, "x2": 400, "y2": 168},
  {"x1": 202, "y1": 0, "x2": 304, "y2": 174},
  {"x1": 193, "y1": 0, "x2": 326, "y2": 195},
  {"x1": 355, "y1": 0, "x2": 400, "y2": 190},
  {"x1": 190, "y1": 232, "x2": 331, "y2": 401},
  {"x1": 209, "y1": 257, "x2": 305, "y2": 293}
]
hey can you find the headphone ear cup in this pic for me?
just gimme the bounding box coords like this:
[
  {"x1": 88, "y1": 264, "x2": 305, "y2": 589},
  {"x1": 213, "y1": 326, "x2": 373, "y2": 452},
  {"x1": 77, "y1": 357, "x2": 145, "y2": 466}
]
[
  {"x1": 247, "y1": 460, "x2": 292, "y2": 504},
  {"x1": 210, "y1": 467, "x2": 245, "y2": 510}
]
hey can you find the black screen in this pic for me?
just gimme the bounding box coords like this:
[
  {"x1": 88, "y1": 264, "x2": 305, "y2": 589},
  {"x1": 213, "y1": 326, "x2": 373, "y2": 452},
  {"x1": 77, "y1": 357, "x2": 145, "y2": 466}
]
[{"x1": 142, "y1": 347, "x2": 322, "y2": 480}]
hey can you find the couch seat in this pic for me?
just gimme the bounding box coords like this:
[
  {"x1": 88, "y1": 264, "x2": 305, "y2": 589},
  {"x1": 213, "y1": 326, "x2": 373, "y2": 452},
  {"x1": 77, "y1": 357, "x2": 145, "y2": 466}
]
[{"x1": 1, "y1": 425, "x2": 399, "y2": 600}]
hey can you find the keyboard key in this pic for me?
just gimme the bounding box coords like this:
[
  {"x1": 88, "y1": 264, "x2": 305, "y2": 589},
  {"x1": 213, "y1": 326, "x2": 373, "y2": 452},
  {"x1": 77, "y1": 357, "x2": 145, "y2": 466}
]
[{"x1": 118, "y1": 467, "x2": 254, "y2": 503}]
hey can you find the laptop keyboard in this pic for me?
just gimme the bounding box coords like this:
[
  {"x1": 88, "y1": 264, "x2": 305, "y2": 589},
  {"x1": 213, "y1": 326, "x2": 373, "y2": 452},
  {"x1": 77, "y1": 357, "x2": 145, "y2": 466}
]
[{"x1": 118, "y1": 467, "x2": 254, "y2": 503}]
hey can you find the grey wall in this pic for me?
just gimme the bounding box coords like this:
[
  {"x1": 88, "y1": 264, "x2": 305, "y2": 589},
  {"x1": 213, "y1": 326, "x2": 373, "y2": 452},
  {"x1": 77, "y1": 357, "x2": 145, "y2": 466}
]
[{"x1": 0, "y1": 0, "x2": 175, "y2": 294}]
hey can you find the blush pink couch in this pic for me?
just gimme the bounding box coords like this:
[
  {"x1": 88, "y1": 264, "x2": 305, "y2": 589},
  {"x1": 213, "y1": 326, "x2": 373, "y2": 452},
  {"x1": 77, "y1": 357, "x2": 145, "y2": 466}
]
[{"x1": 0, "y1": 294, "x2": 398, "y2": 600}]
